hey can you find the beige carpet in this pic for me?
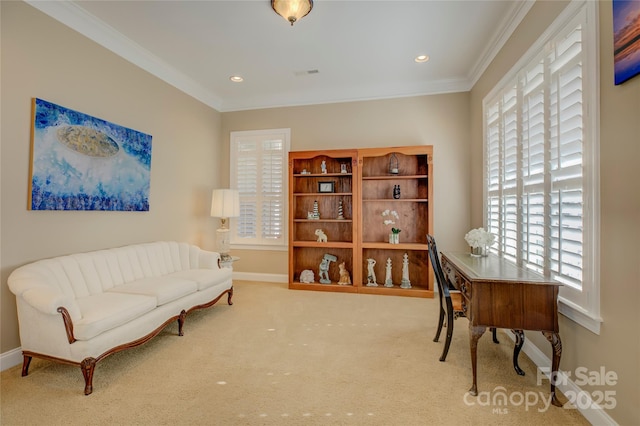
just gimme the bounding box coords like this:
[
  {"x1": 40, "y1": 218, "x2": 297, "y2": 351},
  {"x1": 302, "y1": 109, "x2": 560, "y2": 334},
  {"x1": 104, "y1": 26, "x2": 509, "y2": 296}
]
[{"x1": 1, "y1": 280, "x2": 588, "y2": 425}]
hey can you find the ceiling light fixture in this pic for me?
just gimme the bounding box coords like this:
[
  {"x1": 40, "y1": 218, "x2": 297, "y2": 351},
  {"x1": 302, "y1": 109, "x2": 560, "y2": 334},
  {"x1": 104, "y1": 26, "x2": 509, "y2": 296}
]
[
  {"x1": 229, "y1": 76, "x2": 244, "y2": 82},
  {"x1": 415, "y1": 55, "x2": 430, "y2": 63},
  {"x1": 271, "y1": 0, "x2": 313, "y2": 26}
]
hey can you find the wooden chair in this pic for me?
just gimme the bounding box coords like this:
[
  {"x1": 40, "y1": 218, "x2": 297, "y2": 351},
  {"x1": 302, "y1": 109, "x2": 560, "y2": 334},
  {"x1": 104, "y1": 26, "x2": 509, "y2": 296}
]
[{"x1": 427, "y1": 234, "x2": 499, "y2": 361}]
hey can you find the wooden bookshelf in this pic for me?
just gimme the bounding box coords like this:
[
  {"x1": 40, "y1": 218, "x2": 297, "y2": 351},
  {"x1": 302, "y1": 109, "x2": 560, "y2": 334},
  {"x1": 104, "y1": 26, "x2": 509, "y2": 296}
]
[
  {"x1": 288, "y1": 146, "x2": 433, "y2": 298},
  {"x1": 289, "y1": 150, "x2": 359, "y2": 293}
]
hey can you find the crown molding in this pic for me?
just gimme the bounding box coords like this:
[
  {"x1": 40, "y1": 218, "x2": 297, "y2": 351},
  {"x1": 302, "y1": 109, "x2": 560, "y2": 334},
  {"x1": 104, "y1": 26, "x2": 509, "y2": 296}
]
[
  {"x1": 467, "y1": 0, "x2": 535, "y2": 88},
  {"x1": 219, "y1": 77, "x2": 471, "y2": 112},
  {"x1": 26, "y1": 0, "x2": 527, "y2": 112},
  {"x1": 25, "y1": 0, "x2": 224, "y2": 110}
]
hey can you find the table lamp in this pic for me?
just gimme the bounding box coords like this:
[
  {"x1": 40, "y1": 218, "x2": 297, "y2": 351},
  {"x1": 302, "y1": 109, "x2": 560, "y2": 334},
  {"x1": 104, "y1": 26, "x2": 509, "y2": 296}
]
[{"x1": 210, "y1": 189, "x2": 240, "y2": 262}]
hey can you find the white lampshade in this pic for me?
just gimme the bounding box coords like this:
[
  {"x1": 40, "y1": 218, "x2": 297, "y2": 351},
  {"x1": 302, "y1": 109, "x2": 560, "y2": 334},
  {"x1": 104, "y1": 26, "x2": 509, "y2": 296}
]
[{"x1": 210, "y1": 189, "x2": 240, "y2": 219}]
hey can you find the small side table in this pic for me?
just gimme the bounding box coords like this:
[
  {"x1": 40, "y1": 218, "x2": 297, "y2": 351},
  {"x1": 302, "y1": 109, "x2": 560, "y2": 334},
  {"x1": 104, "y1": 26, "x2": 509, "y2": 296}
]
[{"x1": 220, "y1": 256, "x2": 240, "y2": 269}]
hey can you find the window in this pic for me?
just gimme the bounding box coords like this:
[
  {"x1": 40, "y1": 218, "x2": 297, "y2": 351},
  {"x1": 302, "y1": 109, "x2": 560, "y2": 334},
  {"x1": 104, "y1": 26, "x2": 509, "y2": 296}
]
[
  {"x1": 483, "y1": 0, "x2": 601, "y2": 333},
  {"x1": 230, "y1": 129, "x2": 290, "y2": 250}
]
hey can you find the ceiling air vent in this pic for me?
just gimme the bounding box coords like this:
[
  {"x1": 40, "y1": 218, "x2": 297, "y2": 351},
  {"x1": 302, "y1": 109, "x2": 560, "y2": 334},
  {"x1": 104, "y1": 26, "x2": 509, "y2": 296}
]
[{"x1": 294, "y1": 69, "x2": 319, "y2": 76}]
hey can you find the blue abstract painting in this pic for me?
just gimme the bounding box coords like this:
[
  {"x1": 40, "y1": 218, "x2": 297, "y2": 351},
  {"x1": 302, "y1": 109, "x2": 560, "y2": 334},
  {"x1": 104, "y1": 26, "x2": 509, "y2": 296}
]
[
  {"x1": 29, "y1": 98, "x2": 152, "y2": 211},
  {"x1": 613, "y1": 0, "x2": 640, "y2": 85}
]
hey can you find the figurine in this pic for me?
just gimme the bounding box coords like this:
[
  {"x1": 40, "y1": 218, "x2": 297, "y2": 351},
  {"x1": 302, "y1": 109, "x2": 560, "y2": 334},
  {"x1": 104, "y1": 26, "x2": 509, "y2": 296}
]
[
  {"x1": 384, "y1": 257, "x2": 393, "y2": 287},
  {"x1": 321, "y1": 160, "x2": 327, "y2": 174},
  {"x1": 366, "y1": 258, "x2": 378, "y2": 286},
  {"x1": 336, "y1": 200, "x2": 345, "y2": 220},
  {"x1": 300, "y1": 269, "x2": 315, "y2": 283},
  {"x1": 315, "y1": 229, "x2": 328, "y2": 242},
  {"x1": 393, "y1": 185, "x2": 401, "y2": 199},
  {"x1": 400, "y1": 252, "x2": 411, "y2": 288},
  {"x1": 338, "y1": 262, "x2": 352, "y2": 285},
  {"x1": 340, "y1": 163, "x2": 348, "y2": 174},
  {"x1": 319, "y1": 253, "x2": 337, "y2": 284},
  {"x1": 308, "y1": 200, "x2": 320, "y2": 220}
]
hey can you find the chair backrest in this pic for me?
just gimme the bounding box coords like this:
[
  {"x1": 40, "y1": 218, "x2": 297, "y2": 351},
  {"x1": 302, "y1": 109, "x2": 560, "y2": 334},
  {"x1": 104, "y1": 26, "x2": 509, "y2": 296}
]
[{"x1": 427, "y1": 234, "x2": 452, "y2": 299}]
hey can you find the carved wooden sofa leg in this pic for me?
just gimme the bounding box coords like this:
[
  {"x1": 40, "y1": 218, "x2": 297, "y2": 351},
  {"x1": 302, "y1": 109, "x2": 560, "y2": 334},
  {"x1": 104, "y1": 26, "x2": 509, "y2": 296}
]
[
  {"x1": 21, "y1": 354, "x2": 32, "y2": 377},
  {"x1": 81, "y1": 357, "x2": 96, "y2": 395},
  {"x1": 178, "y1": 310, "x2": 187, "y2": 336},
  {"x1": 227, "y1": 287, "x2": 234, "y2": 305}
]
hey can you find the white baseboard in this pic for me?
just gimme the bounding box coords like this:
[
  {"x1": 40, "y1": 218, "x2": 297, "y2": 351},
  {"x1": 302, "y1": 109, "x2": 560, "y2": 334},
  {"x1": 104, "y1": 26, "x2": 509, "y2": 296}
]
[
  {"x1": 1, "y1": 347, "x2": 23, "y2": 372},
  {"x1": 504, "y1": 331, "x2": 618, "y2": 426},
  {"x1": 232, "y1": 272, "x2": 287, "y2": 283}
]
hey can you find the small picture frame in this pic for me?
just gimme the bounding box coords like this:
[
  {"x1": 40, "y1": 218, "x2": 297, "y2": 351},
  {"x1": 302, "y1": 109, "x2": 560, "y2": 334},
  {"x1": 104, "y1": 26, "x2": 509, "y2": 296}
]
[{"x1": 318, "y1": 181, "x2": 335, "y2": 193}]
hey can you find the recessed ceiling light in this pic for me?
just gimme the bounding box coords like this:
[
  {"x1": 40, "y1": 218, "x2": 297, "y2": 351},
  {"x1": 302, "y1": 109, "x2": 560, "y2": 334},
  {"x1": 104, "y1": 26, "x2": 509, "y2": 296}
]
[
  {"x1": 229, "y1": 76, "x2": 244, "y2": 82},
  {"x1": 415, "y1": 55, "x2": 429, "y2": 63}
]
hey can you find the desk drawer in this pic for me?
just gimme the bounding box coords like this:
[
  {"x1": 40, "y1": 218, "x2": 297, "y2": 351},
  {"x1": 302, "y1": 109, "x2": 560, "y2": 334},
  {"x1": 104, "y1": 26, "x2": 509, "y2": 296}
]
[
  {"x1": 442, "y1": 262, "x2": 471, "y2": 300},
  {"x1": 458, "y1": 277, "x2": 472, "y2": 300}
]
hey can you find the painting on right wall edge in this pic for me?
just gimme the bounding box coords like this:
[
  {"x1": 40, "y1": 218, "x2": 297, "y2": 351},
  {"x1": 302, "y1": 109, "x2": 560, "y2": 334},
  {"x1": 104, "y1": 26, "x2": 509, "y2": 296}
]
[{"x1": 613, "y1": 0, "x2": 640, "y2": 85}]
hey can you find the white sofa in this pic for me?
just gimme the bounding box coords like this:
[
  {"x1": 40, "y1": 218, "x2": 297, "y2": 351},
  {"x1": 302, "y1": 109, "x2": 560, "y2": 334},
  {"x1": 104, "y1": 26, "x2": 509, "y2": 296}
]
[{"x1": 7, "y1": 241, "x2": 233, "y2": 395}]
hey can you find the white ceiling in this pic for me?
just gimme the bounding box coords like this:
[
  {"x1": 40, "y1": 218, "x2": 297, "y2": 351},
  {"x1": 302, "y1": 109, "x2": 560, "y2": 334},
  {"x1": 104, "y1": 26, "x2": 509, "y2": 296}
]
[{"x1": 27, "y1": 0, "x2": 534, "y2": 112}]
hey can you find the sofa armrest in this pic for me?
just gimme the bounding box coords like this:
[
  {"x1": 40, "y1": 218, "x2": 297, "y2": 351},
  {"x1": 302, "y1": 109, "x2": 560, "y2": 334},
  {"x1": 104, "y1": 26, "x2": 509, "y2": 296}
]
[
  {"x1": 22, "y1": 287, "x2": 82, "y2": 321},
  {"x1": 198, "y1": 249, "x2": 221, "y2": 270}
]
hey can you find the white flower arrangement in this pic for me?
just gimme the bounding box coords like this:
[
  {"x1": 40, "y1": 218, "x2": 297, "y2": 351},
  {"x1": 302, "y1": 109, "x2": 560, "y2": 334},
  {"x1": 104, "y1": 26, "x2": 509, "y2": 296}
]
[
  {"x1": 464, "y1": 228, "x2": 495, "y2": 248},
  {"x1": 381, "y1": 209, "x2": 401, "y2": 234}
]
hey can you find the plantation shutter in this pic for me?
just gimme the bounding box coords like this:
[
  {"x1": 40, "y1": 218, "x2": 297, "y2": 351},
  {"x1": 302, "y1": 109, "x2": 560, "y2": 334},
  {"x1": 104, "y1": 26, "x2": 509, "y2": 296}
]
[
  {"x1": 520, "y1": 59, "x2": 547, "y2": 273},
  {"x1": 261, "y1": 139, "x2": 285, "y2": 240},
  {"x1": 548, "y1": 24, "x2": 585, "y2": 290},
  {"x1": 502, "y1": 86, "x2": 519, "y2": 263},
  {"x1": 235, "y1": 140, "x2": 258, "y2": 239},
  {"x1": 486, "y1": 102, "x2": 501, "y2": 250},
  {"x1": 483, "y1": 1, "x2": 599, "y2": 332},
  {"x1": 230, "y1": 129, "x2": 290, "y2": 248}
]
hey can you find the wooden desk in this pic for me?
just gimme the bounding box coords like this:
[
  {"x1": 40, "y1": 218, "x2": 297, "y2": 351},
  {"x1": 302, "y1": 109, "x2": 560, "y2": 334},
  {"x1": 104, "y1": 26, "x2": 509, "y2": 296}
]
[{"x1": 440, "y1": 251, "x2": 562, "y2": 407}]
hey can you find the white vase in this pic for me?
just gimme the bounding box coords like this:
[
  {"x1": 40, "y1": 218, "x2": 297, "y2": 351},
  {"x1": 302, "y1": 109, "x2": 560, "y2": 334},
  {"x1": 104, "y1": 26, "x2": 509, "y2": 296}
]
[{"x1": 389, "y1": 233, "x2": 399, "y2": 244}]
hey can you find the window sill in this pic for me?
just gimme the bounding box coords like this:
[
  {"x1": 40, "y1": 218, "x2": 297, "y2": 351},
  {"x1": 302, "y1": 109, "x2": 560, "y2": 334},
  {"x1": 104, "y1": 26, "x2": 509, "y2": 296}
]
[{"x1": 558, "y1": 297, "x2": 603, "y2": 335}]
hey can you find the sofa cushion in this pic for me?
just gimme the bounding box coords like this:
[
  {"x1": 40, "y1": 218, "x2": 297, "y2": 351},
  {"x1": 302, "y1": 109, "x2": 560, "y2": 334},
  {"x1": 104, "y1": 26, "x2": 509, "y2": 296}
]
[
  {"x1": 74, "y1": 293, "x2": 157, "y2": 341},
  {"x1": 167, "y1": 268, "x2": 232, "y2": 291},
  {"x1": 107, "y1": 276, "x2": 198, "y2": 306}
]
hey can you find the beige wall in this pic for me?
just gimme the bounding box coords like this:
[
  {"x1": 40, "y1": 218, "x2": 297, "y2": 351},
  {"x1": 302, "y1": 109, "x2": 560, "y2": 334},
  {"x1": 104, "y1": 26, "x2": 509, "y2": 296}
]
[
  {"x1": 1, "y1": 3, "x2": 223, "y2": 352},
  {"x1": 470, "y1": 1, "x2": 640, "y2": 424},
  {"x1": 3, "y1": 1, "x2": 638, "y2": 423},
  {"x1": 221, "y1": 94, "x2": 472, "y2": 275}
]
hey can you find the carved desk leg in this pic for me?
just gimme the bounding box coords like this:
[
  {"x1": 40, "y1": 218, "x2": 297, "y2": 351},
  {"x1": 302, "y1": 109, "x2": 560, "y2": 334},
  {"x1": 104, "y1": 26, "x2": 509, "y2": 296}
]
[
  {"x1": 542, "y1": 331, "x2": 563, "y2": 407},
  {"x1": 511, "y1": 329, "x2": 526, "y2": 376},
  {"x1": 468, "y1": 324, "x2": 486, "y2": 396}
]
